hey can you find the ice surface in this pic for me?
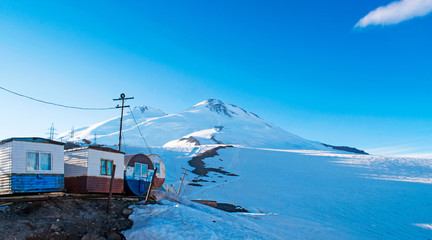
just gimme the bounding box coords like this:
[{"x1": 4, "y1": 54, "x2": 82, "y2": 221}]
[
  {"x1": 124, "y1": 146, "x2": 432, "y2": 240},
  {"x1": 124, "y1": 198, "x2": 279, "y2": 240}
]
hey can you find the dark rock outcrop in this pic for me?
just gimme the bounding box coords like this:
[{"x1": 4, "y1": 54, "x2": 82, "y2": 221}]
[{"x1": 322, "y1": 143, "x2": 369, "y2": 155}]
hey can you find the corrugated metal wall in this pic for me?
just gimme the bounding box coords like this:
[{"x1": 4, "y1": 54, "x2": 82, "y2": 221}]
[
  {"x1": 11, "y1": 141, "x2": 64, "y2": 174},
  {"x1": 65, "y1": 148, "x2": 124, "y2": 193},
  {"x1": 88, "y1": 149, "x2": 124, "y2": 179},
  {"x1": 86, "y1": 177, "x2": 123, "y2": 193},
  {"x1": 11, "y1": 174, "x2": 64, "y2": 193},
  {"x1": 64, "y1": 149, "x2": 89, "y2": 177},
  {"x1": 0, "y1": 142, "x2": 12, "y2": 195},
  {"x1": 0, "y1": 141, "x2": 65, "y2": 194}
]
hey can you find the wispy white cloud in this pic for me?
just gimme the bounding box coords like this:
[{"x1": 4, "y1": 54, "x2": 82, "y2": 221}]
[{"x1": 355, "y1": 0, "x2": 432, "y2": 28}]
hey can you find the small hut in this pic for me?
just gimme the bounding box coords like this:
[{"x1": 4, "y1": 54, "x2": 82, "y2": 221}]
[
  {"x1": 147, "y1": 154, "x2": 166, "y2": 189},
  {"x1": 64, "y1": 146, "x2": 124, "y2": 194},
  {"x1": 0, "y1": 137, "x2": 65, "y2": 195},
  {"x1": 124, "y1": 154, "x2": 155, "y2": 196}
]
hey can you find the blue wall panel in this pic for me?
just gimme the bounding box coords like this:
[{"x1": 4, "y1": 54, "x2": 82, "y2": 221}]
[
  {"x1": 11, "y1": 174, "x2": 64, "y2": 193},
  {"x1": 124, "y1": 179, "x2": 151, "y2": 196}
]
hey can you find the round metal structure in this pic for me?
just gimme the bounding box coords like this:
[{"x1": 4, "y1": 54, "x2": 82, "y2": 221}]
[
  {"x1": 123, "y1": 154, "x2": 155, "y2": 196},
  {"x1": 147, "y1": 154, "x2": 166, "y2": 189}
]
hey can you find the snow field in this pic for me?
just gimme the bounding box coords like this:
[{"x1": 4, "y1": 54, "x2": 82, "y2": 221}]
[{"x1": 123, "y1": 147, "x2": 432, "y2": 239}]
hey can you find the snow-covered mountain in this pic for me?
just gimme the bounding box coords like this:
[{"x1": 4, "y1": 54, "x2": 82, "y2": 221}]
[
  {"x1": 57, "y1": 99, "x2": 333, "y2": 151},
  {"x1": 56, "y1": 99, "x2": 432, "y2": 239}
]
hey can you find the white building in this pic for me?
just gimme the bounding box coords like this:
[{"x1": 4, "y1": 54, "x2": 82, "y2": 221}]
[
  {"x1": 64, "y1": 146, "x2": 124, "y2": 193},
  {"x1": 0, "y1": 137, "x2": 65, "y2": 195}
]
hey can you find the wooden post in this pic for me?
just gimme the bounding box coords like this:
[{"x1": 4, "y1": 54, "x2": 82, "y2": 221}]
[
  {"x1": 107, "y1": 164, "x2": 116, "y2": 215},
  {"x1": 144, "y1": 168, "x2": 157, "y2": 204},
  {"x1": 177, "y1": 168, "x2": 188, "y2": 195}
]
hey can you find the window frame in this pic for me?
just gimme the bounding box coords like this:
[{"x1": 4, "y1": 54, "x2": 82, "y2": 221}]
[
  {"x1": 26, "y1": 151, "x2": 53, "y2": 172},
  {"x1": 100, "y1": 159, "x2": 114, "y2": 176},
  {"x1": 134, "y1": 162, "x2": 148, "y2": 178}
]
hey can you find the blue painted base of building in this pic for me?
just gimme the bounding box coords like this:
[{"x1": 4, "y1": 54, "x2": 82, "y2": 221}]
[
  {"x1": 11, "y1": 173, "x2": 64, "y2": 193},
  {"x1": 124, "y1": 179, "x2": 151, "y2": 196}
]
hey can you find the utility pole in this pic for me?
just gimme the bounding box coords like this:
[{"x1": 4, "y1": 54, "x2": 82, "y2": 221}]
[
  {"x1": 46, "y1": 123, "x2": 57, "y2": 140},
  {"x1": 177, "y1": 168, "x2": 190, "y2": 195},
  {"x1": 113, "y1": 93, "x2": 134, "y2": 151}
]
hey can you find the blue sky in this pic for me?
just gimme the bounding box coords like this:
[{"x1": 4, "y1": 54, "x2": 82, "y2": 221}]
[{"x1": 0, "y1": 0, "x2": 431, "y2": 157}]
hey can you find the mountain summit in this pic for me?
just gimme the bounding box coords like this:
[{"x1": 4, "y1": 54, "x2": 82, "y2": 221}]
[
  {"x1": 57, "y1": 99, "x2": 342, "y2": 152},
  {"x1": 192, "y1": 99, "x2": 258, "y2": 119}
]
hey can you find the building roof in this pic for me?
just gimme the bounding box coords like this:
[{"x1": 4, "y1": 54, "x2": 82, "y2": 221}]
[
  {"x1": 65, "y1": 146, "x2": 125, "y2": 154},
  {"x1": 0, "y1": 137, "x2": 65, "y2": 146}
]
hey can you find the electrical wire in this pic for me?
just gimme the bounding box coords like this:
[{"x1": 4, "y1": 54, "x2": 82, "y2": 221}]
[
  {"x1": 0, "y1": 86, "x2": 116, "y2": 110},
  {"x1": 128, "y1": 106, "x2": 153, "y2": 154},
  {"x1": 126, "y1": 107, "x2": 183, "y2": 183},
  {"x1": 127, "y1": 107, "x2": 184, "y2": 182}
]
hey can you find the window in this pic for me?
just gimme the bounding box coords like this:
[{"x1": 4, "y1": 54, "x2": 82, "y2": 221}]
[
  {"x1": 26, "y1": 152, "x2": 52, "y2": 171},
  {"x1": 134, "y1": 163, "x2": 148, "y2": 178},
  {"x1": 40, "y1": 153, "x2": 51, "y2": 170},
  {"x1": 101, "y1": 159, "x2": 113, "y2": 176},
  {"x1": 141, "y1": 164, "x2": 148, "y2": 177}
]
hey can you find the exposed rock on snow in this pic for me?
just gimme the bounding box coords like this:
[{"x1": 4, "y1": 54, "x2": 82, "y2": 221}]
[
  {"x1": 188, "y1": 145, "x2": 238, "y2": 177},
  {"x1": 194, "y1": 99, "x2": 238, "y2": 118},
  {"x1": 178, "y1": 136, "x2": 201, "y2": 146},
  {"x1": 322, "y1": 143, "x2": 369, "y2": 155}
]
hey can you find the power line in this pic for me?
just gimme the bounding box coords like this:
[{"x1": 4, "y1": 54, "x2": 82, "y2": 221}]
[
  {"x1": 0, "y1": 86, "x2": 116, "y2": 110},
  {"x1": 128, "y1": 106, "x2": 179, "y2": 180},
  {"x1": 128, "y1": 106, "x2": 153, "y2": 154}
]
